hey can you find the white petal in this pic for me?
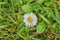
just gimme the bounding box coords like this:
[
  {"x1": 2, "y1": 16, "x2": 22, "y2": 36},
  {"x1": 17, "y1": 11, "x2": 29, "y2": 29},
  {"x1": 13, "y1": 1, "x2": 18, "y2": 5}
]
[
  {"x1": 25, "y1": 22, "x2": 29, "y2": 26},
  {"x1": 23, "y1": 19, "x2": 27, "y2": 22},
  {"x1": 24, "y1": 14, "x2": 29, "y2": 19}
]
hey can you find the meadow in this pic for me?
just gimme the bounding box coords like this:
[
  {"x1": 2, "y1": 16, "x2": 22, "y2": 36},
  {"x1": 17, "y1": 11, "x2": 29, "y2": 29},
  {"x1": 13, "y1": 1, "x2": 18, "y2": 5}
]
[{"x1": 0, "y1": 0, "x2": 60, "y2": 40}]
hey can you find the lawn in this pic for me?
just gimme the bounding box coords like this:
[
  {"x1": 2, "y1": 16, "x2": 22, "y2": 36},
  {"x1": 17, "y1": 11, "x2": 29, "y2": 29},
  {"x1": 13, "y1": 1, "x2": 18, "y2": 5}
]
[{"x1": 0, "y1": 0, "x2": 60, "y2": 40}]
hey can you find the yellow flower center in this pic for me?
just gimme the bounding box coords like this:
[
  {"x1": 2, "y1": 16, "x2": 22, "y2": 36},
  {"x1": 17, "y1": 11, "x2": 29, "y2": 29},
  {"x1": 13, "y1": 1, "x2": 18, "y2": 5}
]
[{"x1": 27, "y1": 17, "x2": 33, "y2": 23}]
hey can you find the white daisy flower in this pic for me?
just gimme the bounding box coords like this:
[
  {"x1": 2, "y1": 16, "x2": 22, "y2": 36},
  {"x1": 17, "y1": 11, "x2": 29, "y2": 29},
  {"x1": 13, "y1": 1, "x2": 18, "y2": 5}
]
[{"x1": 23, "y1": 13, "x2": 38, "y2": 27}]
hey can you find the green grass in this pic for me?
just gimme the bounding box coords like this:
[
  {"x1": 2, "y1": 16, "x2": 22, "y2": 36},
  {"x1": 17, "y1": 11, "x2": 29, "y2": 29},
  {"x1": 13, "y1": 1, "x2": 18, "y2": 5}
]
[{"x1": 0, "y1": 0, "x2": 60, "y2": 40}]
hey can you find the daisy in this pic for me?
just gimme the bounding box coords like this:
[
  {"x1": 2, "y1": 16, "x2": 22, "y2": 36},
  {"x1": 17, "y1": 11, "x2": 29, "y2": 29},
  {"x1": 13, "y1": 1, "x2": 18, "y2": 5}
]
[{"x1": 23, "y1": 13, "x2": 38, "y2": 27}]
